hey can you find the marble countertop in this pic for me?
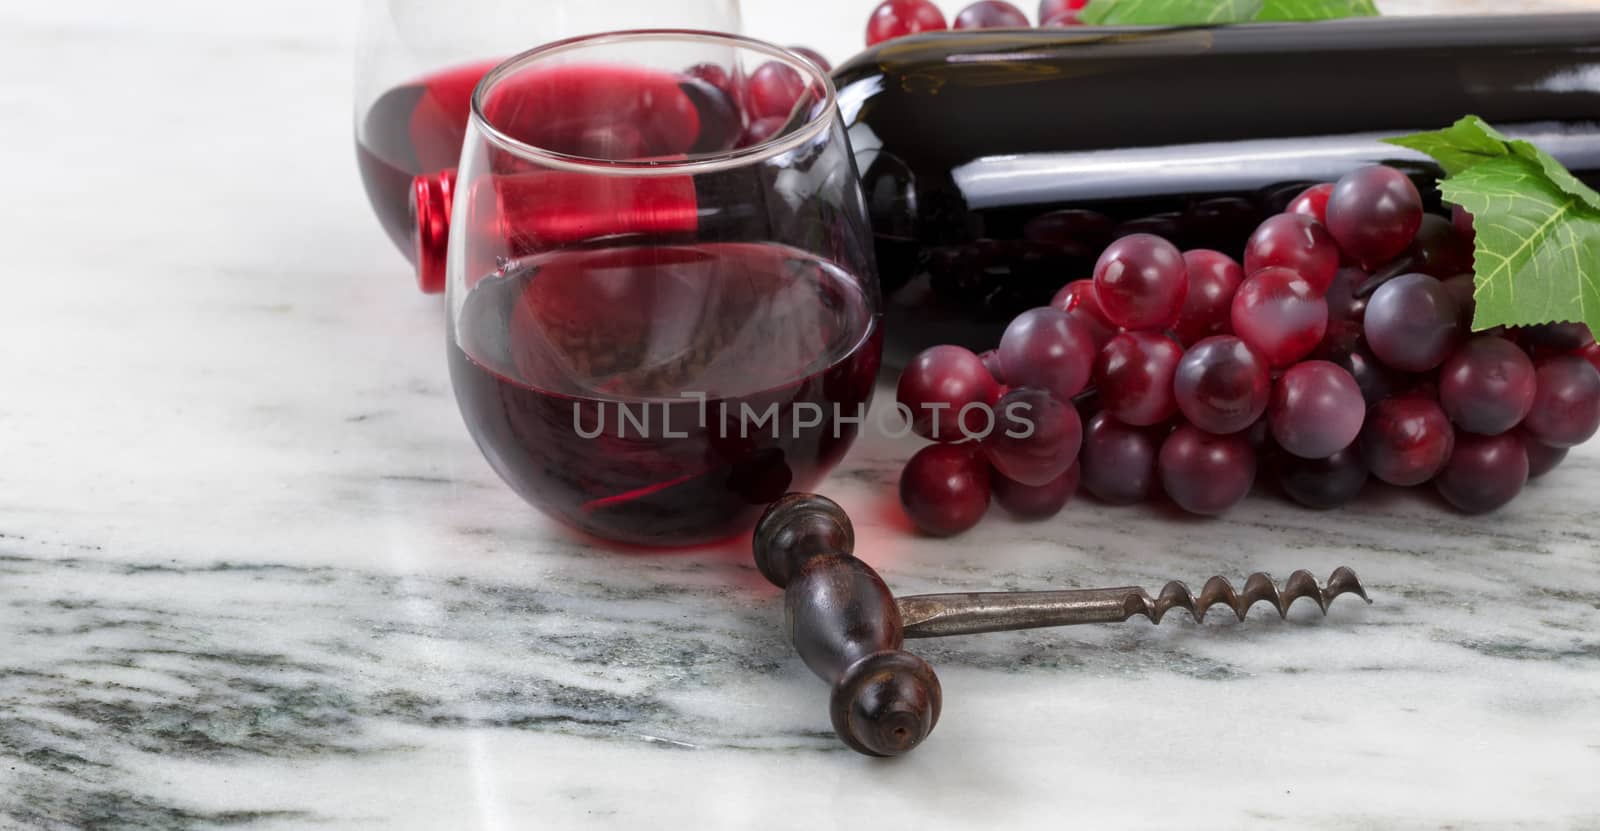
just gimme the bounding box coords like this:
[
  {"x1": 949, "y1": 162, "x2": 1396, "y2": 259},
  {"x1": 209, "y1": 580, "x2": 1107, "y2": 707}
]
[{"x1": 2, "y1": 1, "x2": 1598, "y2": 828}]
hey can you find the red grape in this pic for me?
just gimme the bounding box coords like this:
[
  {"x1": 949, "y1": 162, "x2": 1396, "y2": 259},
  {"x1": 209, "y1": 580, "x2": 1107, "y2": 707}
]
[
  {"x1": 1052, "y1": 279, "x2": 1119, "y2": 350},
  {"x1": 1360, "y1": 395, "x2": 1455, "y2": 486},
  {"x1": 1041, "y1": 9, "x2": 1081, "y2": 24},
  {"x1": 1325, "y1": 165, "x2": 1424, "y2": 267},
  {"x1": 1363, "y1": 272, "x2": 1463, "y2": 372},
  {"x1": 997, "y1": 307, "x2": 1096, "y2": 402},
  {"x1": 1230, "y1": 267, "x2": 1329, "y2": 369},
  {"x1": 897, "y1": 345, "x2": 1002, "y2": 442},
  {"x1": 1523, "y1": 355, "x2": 1600, "y2": 448},
  {"x1": 1581, "y1": 340, "x2": 1600, "y2": 375},
  {"x1": 1438, "y1": 335, "x2": 1536, "y2": 435},
  {"x1": 900, "y1": 443, "x2": 991, "y2": 536},
  {"x1": 993, "y1": 463, "x2": 1079, "y2": 518},
  {"x1": 1175, "y1": 249, "x2": 1244, "y2": 344},
  {"x1": 738, "y1": 116, "x2": 786, "y2": 147},
  {"x1": 1286, "y1": 183, "x2": 1334, "y2": 224},
  {"x1": 1243, "y1": 213, "x2": 1339, "y2": 295},
  {"x1": 983, "y1": 387, "x2": 1083, "y2": 486},
  {"x1": 1173, "y1": 335, "x2": 1272, "y2": 435},
  {"x1": 1094, "y1": 331, "x2": 1183, "y2": 426},
  {"x1": 1518, "y1": 428, "x2": 1568, "y2": 479},
  {"x1": 1038, "y1": 0, "x2": 1088, "y2": 18},
  {"x1": 746, "y1": 61, "x2": 805, "y2": 120},
  {"x1": 1080, "y1": 412, "x2": 1160, "y2": 504},
  {"x1": 954, "y1": 0, "x2": 1030, "y2": 29},
  {"x1": 867, "y1": 0, "x2": 948, "y2": 46},
  {"x1": 1274, "y1": 446, "x2": 1368, "y2": 509},
  {"x1": 1159, "y1": 424, "x2": 1257, "y2": 516},
  {"x1": 1269, "y1": 360, "x2": 1366, "y2": 459},
  {"x1": 1434, "y1": 431, "x2": 1528, "y2": 514},
  {"x1": 1092, "y1": 233, "x2": 1189, "y2": 331}
]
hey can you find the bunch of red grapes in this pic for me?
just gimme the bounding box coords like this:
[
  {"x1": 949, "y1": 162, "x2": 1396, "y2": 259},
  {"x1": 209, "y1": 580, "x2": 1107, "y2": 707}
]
[
  {"x1": 895, "y1": 164, "x2": 1600, "y2": 536},
  {"x1": 867, "y1": 0, "x2": 1088, "y2": 45}
]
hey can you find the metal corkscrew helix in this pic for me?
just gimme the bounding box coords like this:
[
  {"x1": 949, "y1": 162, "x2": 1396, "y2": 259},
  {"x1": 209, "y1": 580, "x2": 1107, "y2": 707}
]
[{"x1": 752, "y1": 493, "x2": 1372, "y2": 758}]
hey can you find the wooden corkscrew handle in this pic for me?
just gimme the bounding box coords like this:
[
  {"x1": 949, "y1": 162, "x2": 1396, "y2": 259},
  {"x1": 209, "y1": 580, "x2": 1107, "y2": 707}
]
[{"x1": 753, "y1": 494, "x2": 942, "y2": 757}]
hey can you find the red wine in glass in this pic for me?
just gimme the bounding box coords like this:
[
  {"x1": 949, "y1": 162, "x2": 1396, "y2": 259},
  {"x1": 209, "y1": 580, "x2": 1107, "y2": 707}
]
[{"x1": 449, "y1": 242, "x2": 882, "y2": 547}]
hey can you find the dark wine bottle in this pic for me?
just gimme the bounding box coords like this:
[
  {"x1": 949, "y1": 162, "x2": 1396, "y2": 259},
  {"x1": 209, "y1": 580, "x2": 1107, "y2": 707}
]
[{"x1": 832, "y1": 14, "x2": 1600, "y2": 360}]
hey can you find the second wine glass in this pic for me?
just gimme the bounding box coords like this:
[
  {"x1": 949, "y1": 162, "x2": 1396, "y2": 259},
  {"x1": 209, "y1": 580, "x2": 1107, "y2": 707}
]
[
  {"x1": 353, "y1": 0, "x2": 743, "y2": 275},
  {"x1": 444, "y1": 32, "x2": 882, "y2": 547}
]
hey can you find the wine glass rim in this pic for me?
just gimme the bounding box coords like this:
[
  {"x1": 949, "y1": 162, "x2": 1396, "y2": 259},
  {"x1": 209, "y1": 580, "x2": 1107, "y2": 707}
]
[{"x1": 470, "y1": 29, "x2": 838, "y2": 176}]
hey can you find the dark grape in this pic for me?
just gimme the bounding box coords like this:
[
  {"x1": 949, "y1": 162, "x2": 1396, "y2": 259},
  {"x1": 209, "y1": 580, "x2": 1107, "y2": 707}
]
[
  {"x1": 1230, "y1": 266, "x2": 1329, "y2": 369},
  {"x1": 867, "y1": 0, "x2": 948, "y2": 45},
  {"x1": 982, "y1": 387, "x2": 1083, "y2": 486},
  {"x1": 1275, "y1": 446, "x2": 1368, "y2": 509},
  {"x1": 1325, "y1": 266, "x2": 1368, "y2": 323},
  {"x1": 897, "y1": 345, "x2": 1002, "y2": 442},
  {"x1": 1360, "y1": 395, "x2": 1455, "y2": 486},
  {"x1": 1404, "y1": 213, "x2": 1473, "y2": 278},
  {"x1": 1325, "y1": 165, "x2": 1424, "y2": 267},
  {"x1": 1523, "y1": 355, "x2": 1600, "y2": 447},
  {"x1": 1434, "y1": 431, "x2": 1528, "y2": 514},
  {"x1": 1051, "y1": 279, "x2": 1118, "y2": 350},
  {"x1": 1315, "y1": 320, "x2": 1400, "y2": 406},
  {"x1": 997, "y1": 307, "x2": 1096, "y2": 402},
  {"x1": 1175, "y1": 249, "x2": 1244, "y2": 345},
  {"x1": 1159, "y1": 424, "x2": 1256, "y2": 516},
  {"x1": 1517, "y1": 321, "x2": 1595, "y2": 354},
  {"x1": 1452, "y1": 204, "x2": 1476, "y2": 248},
  {"x1": 1080, "y1": 412, "x2": 1160, "y2": 504},
  {"x1": 978, "y1": 348, "x2": 1005, "y2": 384},
  {"x1": 1440, "y1": 273, "x2": 1477, "y2": 330},
  {"x1": 1438, "y1": 336, "x2": 1536, "y2": 435},
  {"x1": 1094, "y1": 331, "x2": 1183, "y2": 426},
  {"x1": 746, "y1": 61, "x2": 805, "y2": 120},
  {"x1": 1518, "y1": 428, "x2": 1568, "y2": 479},
  {"x1": 1173, "y1": 335, "x2": 1272, "y2": 434},
  {"x1": 954, "y1": 0, "x2": 1030, "y2": 29},
  {"x1": 1363, "y1": 272, "x2": 1463, "y2": 372},
  {"x1": 900, "y1": 443, "x2": 991, "y2": 536},
  {"x1": 1269, "y1": 360, "x2": 1366, "y2": 459},
  {"x1": 1092, "y1": 233, "x2": 1189, "y2": 331},
  {"x1": 993, "y1": 463, "x2": 1079, "y2": 518},
  {"x1": 1286, "y1": 183, "x2": 1333, "y2": 224},
  {"x1": 1243, "y1": 213, "x2": 1339, "y2": 295}
]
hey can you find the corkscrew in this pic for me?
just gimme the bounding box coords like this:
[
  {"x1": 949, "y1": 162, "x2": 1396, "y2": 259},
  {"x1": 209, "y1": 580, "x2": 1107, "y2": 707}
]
[{"x1": 752, "y1": 493, "x2": 1372, "y2": 757}]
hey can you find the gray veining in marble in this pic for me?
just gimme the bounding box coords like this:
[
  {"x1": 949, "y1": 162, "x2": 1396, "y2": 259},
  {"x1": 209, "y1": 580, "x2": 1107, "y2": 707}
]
[{"x1": 2, "y1": 1, "x2": 1599, "y2": 829}]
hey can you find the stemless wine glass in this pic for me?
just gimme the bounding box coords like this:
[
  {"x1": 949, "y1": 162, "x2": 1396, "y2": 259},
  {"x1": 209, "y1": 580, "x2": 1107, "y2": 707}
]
[
  {"x1": 353, "y1": 0, "x2": 742, "y2": 272},
  {"x1": 445, "y1": 32, "x2": 882, "y2": 547}
]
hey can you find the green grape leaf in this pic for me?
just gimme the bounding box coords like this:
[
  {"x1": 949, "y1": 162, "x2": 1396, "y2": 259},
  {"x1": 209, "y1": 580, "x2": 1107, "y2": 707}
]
[
  {"x1": 1078, "y1": 0, "x2": 1262, "y2": 25},
  {"x1": 1386, "y1": 116, "x2": 1600, "y2": 333},
  {"x1": 1255, "y1": 0, "x2": 1379, "y2": 21},
  {"x1": 1077, "y1": 0, "x2": 1376, "y2": 25}
]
